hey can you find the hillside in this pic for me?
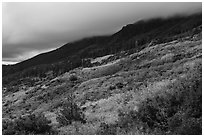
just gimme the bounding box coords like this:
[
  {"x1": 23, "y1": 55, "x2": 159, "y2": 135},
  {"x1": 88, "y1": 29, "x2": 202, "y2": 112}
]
[
  {"x1": 2, "y1": 13, "x2": 202, "y2": 83},
  {"x1": 2, "y1": 22, "x2": 202, "y2": 135}
]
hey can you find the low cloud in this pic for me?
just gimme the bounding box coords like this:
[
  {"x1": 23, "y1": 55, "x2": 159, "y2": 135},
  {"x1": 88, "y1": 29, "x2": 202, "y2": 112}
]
[{"x1": 2, "y1": 2, "x2": 201, "y2": 63}]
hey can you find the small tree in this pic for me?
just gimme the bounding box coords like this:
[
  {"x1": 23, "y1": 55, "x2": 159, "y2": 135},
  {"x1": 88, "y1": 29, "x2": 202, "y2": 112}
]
[
  {"x1": 69, "y1": 74, "x2": 78, "y2": 82},
  {"x1": 56, "y1": 90, "x2": 86, "y2": 126},
  {"x1": 57, "y1": 102, "x2": 86, "y2": 126}
]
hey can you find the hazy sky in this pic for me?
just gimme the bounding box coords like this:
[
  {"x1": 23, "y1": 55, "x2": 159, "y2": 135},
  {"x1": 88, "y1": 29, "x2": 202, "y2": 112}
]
[{"x1": 2, "y1": 2, "x2": 201, "y2": 64}]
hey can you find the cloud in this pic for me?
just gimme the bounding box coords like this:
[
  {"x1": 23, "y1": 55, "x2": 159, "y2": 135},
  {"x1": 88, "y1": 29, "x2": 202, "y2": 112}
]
[{"x1": 2, "y1": 2, "x2": 202, "y2": 63}]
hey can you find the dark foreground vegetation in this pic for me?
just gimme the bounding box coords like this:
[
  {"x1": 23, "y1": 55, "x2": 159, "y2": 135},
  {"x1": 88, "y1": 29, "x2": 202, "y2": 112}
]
[
  {"x1": 96, "y1": 64, "x2": 202, "y2": 135},
  {"x1": 3, "y1": 96, "x2": 86, "y2": 135},
  {"x1": 2, "y1": 113, "x2": 55, "y2": 135},
  {"x1": 3, "y1": 67, "x2": 201, "y2": 135}
]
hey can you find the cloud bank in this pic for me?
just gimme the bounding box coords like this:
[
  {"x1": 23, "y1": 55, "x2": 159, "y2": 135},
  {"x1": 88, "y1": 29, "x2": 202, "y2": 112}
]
[{"x1": 2, "y1": 2, "x2": 201, "y2": 63}]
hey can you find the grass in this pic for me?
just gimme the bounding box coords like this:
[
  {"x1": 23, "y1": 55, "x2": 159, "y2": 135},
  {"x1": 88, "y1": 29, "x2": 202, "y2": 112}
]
[
  {"x1": 2, "y1": 34, "x2": 202, "y2": 135},
  {"x1": 100, "y1": 62, "x2": 202, "y2": 135}
]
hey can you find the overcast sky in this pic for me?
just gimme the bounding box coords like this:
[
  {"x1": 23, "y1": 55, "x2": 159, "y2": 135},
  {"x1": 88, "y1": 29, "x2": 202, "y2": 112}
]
[{"x1": 2, "y1": 2, "x2": 201, "y2": 64}]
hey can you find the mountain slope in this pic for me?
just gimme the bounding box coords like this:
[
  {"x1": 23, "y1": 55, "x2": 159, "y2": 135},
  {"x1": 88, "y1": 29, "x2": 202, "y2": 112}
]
[
  {"x1": 3, "y1": 13, "x2": 202, "y2": 79},
  {"x1": 2, "y1": 30, "x2": 202, "y2": 134}
]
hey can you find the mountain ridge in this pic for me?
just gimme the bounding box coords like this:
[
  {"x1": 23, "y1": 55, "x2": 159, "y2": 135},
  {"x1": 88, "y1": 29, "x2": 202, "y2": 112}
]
[
  {"x1": 8, "y1": 13, "x2": 202, "y2": 66},
  {"x1": 2, "y1": 13, "x2": 202, "y2": 83}
]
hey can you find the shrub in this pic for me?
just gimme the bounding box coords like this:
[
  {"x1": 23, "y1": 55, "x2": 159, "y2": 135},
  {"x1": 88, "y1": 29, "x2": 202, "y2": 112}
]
[
  {"x1": 109, "y1": 85, "x2": 116, "y2": 90},
  {"x1": 136, "y1": 97, "x2": 169, "y2": 131},
  {"x1": 2, "y1": 113, "x2": 55, "y2": 135},
  {"x1": 173, "y1": 117, "x2": 202, "y2": 135},
  {"x1": 96, "y1": 122, "x2": 117, "y2": 135},
  {"x1": 136, "y1": 73, "x2": 201, "y2": 134},
  {"x1": 69, "y1": 75, "x2": 78, "y2": 82},
  {"x1": 114, "y1": 67, "x2": 202, "y2": 135},
  {"x1": 56, "y1": 100, "x2": 86, "y2": 126},
  {"x1": 116, "y1": 82, "x2": 124, "y2": 89}
]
